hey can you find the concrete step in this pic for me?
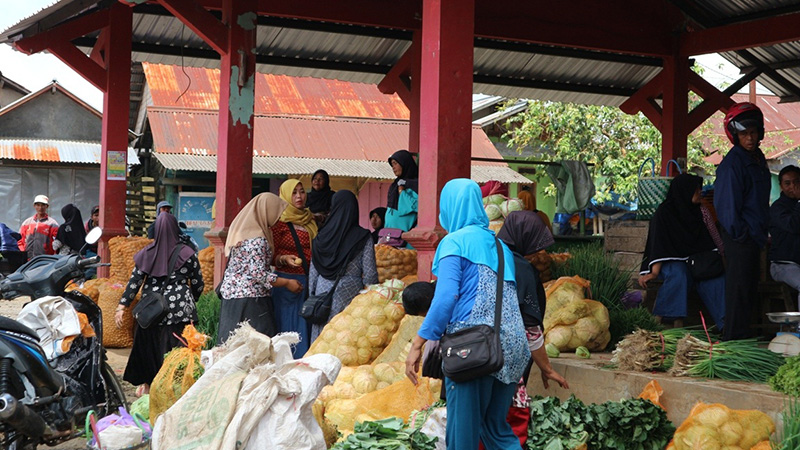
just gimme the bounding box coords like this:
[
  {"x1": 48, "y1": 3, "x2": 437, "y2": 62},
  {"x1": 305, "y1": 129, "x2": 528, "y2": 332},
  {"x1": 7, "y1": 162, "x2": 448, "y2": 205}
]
[{"x1": 526, "y1": 352, "x2": 787, "y2": 429}]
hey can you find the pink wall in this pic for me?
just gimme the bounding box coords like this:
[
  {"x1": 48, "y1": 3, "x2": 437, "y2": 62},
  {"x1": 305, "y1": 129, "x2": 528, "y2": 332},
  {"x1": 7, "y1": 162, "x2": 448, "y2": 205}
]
[{"x1": 358, "y1": 181, "x2": 391, "y2": 230}]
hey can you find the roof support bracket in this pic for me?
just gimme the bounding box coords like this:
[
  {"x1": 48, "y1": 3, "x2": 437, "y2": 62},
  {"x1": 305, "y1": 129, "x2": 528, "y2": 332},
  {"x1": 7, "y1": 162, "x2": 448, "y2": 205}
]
[
  {"x1": 47, "y1": 40, "x2": 107, "y2": 91},
  {"x1": 378, "y1": 34, "x2": 420, "y2": 105},
  {"x1": 157, "y1": 0, "x2": 229, "y2": 54},
  {"x1": 14, "y1": 8, "x2": 110, "y2": 55}
]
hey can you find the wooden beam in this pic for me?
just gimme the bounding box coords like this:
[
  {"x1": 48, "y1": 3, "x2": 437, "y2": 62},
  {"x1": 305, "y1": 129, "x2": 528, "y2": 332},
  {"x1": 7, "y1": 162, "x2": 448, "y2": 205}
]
[
  {"x1": 89, "y1": 28, "x2": 108, "y2": 67},
  {"x1": 620, "y1": 71, "x2": 664, "y2": 115},
  {"x1": 377, "y1": 38, "x2": 419, "y2": 104},
  {"x1": 47, "y1": 40, "x2": 107, "y2": 91},
  {"x1": 14, "y1": 8, "x2": 109, "y2": 55},
  {"x1": 157, "y1": 0, "x2": 228, "y2": 54},
  {"x1": 680, "y1": 11, "x2": 800, "y2": 56},
  {"x1": 196, "y1": 0, "x2": 676, "y2": 56}
]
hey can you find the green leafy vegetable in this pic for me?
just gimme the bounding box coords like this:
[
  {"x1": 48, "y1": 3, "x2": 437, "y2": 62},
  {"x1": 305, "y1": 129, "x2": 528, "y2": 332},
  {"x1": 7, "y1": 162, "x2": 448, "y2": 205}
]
[
  {"x1": 527, "y1": 395, "x2": 674, "y2": 450},
  {"x1": 196, "y1": 291, "x2": 221, "y2": 348},
  {"x1": 331, "y1": 417, "x2": 438, "y2": 450},
  {"x1": 770, "y1": 355, "x2": 800, "y2": 396}
]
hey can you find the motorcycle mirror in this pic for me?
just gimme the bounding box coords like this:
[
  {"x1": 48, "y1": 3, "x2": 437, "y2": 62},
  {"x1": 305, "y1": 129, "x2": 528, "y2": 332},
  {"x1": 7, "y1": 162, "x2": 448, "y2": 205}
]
[{"x1": 86, "y1": 227, "x2": 103, "y2": 245}]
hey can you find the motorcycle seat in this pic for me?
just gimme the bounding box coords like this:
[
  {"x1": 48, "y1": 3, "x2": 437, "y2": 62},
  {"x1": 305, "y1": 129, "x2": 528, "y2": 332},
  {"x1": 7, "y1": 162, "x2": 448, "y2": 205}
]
[{"x1": 0, "y1": 316, "x2": 39, "y2": 342}]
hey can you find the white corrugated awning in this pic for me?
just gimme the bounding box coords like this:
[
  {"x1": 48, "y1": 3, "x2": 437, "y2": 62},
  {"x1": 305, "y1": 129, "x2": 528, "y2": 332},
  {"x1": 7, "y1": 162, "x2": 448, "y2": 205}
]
[
  {"x1": 153, "y1": 153, "x2": 531, "y2": 184},
  {"x1": 0, "y1": 139, "x2": 140, "y2": 165}
]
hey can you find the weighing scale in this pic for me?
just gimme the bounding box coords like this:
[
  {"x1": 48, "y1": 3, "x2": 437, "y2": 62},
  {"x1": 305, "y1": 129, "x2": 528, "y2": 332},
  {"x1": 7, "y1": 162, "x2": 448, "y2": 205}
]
[{"x1": 766, "y1": 312, "x2": 800, "y2": 357}]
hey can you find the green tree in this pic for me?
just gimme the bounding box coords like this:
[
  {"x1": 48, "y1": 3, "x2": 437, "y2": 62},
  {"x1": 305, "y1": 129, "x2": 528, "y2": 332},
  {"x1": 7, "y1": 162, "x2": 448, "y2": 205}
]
[{"x1": 502, "y1": 98, "x2": 725, "y2": 204}]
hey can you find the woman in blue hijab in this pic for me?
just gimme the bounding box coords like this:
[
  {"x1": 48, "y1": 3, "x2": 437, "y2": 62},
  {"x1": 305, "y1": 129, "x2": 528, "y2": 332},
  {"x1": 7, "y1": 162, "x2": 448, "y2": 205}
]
[{"x1": 405, "y1": 178, "x2": 530, "y2": 450}]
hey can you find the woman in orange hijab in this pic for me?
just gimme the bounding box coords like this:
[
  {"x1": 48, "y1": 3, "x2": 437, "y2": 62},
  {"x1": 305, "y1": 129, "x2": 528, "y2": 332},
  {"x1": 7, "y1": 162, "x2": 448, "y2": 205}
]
[{"x1": 518, "y1": 189, "x2": 552, "y2": 232}]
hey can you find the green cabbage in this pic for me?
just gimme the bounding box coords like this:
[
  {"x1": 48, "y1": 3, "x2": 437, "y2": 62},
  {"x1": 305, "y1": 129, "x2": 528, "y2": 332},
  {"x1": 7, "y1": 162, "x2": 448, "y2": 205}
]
[
  {"x1": 500, "y1": 199, "x2": 524, "y2": 217},
  {"x1": 484, "y1": 204, "x2": 503, "y2": 221}
]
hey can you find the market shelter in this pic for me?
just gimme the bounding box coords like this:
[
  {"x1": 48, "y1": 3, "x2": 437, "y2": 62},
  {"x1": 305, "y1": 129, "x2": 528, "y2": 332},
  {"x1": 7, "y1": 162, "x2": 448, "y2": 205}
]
[
  {"x1": 5, "y1": 1, "x2": 800, "y2": 279},
  {"x1": 137, "y1": 63, "x2": 526, "y2": 236}
]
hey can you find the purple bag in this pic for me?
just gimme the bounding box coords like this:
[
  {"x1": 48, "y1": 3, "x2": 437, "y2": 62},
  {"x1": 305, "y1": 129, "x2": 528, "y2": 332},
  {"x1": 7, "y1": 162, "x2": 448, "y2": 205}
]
[{"x1": 377, "y1": 228, "x2": 405, "y2": 247}]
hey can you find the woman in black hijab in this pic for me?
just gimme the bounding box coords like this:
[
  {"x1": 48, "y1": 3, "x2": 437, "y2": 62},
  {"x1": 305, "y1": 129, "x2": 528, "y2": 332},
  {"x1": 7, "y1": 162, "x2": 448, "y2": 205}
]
[
  {"x1": 497, "y1": 210, "x2": 568, "y2": 390},
  {"x1": 638, "y1": 173, "x2": 725, "y2": 329},
  {"x1": 385, "y1": 150, "x2": 419, "y2": 233},
  {"x1": 369, "y1": 207, "x2": 387, "y2": 244},
  {"x1": 54, "y1": 204, "x2": 87, "y2": 255},
  {"x1": 115, "y1": 213, "x2": 203, "y2": 396},
  {"x1": 307, "y1": 169, "x2": 335, "y2": 224},
  {"x1": 308, "y1": 190, "x2": 378, "y2": 342}
]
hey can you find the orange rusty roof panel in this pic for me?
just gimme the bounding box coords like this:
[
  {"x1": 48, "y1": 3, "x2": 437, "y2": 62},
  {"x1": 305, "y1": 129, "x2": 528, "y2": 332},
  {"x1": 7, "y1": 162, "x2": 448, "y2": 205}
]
[
  {"x1": 146, "y1": 108, "x2": 501, "y2": 164},
  {"x1": 143, "y1": 63, "x2": 409, "y2": 119},
  {"x1": 0, "y1": 139, "x2": 139, "y2": 164}
]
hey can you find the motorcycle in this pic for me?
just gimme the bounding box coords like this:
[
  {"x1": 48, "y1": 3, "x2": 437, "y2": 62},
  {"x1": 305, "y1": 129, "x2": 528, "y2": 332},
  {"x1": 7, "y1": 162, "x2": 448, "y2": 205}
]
[{"x1": 0, "y1": 227, "x2": 126, "y2": 449}]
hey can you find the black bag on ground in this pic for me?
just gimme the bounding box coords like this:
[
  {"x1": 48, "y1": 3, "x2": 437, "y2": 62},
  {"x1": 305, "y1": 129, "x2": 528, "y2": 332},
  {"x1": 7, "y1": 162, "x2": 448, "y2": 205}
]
[
  {"x1": 688, "y1": 250, "x2": 724, "y2": 281},
  {"x1": 440, "y1": 237, "x2": 506, "y2": 383},
  {"x1": 132, "y1": 244, "x2": 185, "y2": 328}
]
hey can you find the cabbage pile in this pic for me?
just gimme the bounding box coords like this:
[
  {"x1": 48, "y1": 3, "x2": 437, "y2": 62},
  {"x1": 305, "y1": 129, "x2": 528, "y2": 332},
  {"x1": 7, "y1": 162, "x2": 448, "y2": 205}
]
[
  {"x1": 482, "y1": 194, "x2": 524, "y2": 221},
  {"x1": 543, "y1": 276, "x2": 611, "y2": 352}
]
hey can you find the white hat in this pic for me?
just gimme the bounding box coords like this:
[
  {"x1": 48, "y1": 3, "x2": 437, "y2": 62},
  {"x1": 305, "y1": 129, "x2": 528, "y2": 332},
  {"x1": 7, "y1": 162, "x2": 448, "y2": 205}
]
[{"x1": 33, "y1": 195, "x2": 49, "y2": 205}]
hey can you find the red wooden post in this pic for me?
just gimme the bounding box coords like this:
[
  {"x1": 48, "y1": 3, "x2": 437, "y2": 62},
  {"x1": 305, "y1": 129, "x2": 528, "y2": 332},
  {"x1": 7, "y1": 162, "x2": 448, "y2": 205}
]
[
  {"x1": 660, "y1": 55, "x2": 689, "y2": 174},
  {"x1": 204, "y1": 0, "x2": 257, "y2": 284},
  {"x1": 403, "y1": 0, "x2": 474, "y2": 281},
  {"x1": 97, "y1": 3, "x2": 132, "y2": 277}
]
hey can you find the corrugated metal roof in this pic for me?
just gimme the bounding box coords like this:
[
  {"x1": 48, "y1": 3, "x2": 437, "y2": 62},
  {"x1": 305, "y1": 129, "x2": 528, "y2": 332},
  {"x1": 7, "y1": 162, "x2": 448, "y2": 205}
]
[
  {"x1": 7, "y1": 1, "x2": 800, "y2": 107},
  {"x1": 143, "y1": 63, "x2": 409, "y2": 118},
  {"x1": 146, "y1": 108, "x2": 503, "y2": 162},
  {"x1": 152, "y1": 153, "x2": 531, "y2": 184},
  {"x1": 0, "y1": 139, "x2": 140, "y2": 165}
]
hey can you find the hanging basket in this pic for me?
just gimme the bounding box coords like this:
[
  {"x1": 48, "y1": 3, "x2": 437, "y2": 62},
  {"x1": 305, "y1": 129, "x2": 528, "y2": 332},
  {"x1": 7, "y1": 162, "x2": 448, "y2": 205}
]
[{"x1": 636, "y1": 158, "x2": 681, "y2": 220}]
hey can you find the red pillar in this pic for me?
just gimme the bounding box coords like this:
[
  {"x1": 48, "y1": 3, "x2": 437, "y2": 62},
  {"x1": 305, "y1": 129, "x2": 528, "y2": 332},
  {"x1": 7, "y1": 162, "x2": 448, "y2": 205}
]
[
  {"x1": 660, "y1": 55, "x2": 689, "y2": 174},
  {"x1": 204, "y1": 0, "x2": 257, "y2": 283},
  {"x1": 97, "y1": 3, "x2": 132, "y2": 277},
  {"x1": 403, "y1": 0, "x2": 475, "y2": 281}
]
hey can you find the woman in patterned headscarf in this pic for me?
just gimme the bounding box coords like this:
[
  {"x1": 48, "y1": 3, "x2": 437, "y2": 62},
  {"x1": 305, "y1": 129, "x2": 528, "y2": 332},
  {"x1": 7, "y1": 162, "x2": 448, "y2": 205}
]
[{"x1": 216, "y1": 193, "x2": 303, "y2": 345}]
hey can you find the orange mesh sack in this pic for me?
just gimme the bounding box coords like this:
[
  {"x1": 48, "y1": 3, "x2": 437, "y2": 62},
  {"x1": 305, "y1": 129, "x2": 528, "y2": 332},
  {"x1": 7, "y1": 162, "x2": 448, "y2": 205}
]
[
  {"x1": 325, "y1": 375, "x2": 442, "y2": 435},
  {"x1": 108, "y1": 236, "x2": 152, "y2": 283},
  {"x1": 96, "y1": 283, "x2": 138, "y2": 348},
  {"x1": 669, "y1": 402, "x2": 775, "y2": 450},
  {"x1": 149, "y1": 324, "x2": 208, "y2": 425},
  {"x1": 197, "y1": 246, "x2": 215, "y2": 293}
]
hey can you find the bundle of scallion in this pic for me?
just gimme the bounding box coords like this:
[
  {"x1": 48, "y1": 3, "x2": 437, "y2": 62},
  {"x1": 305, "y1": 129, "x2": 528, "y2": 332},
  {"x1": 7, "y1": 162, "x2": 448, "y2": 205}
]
[
  {"x1": 610, "y1": 328, "x2": 711, "y2": 372},
  {"x1": 669, "y1": 335, "x2": 785, "y2": 383}
]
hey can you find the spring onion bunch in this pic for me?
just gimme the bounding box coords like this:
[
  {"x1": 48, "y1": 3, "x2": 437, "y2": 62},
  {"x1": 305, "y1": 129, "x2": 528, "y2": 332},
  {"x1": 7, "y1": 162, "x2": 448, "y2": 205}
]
[
  {"x1": 669, "y1": 336, "x2": 785, "y2": 383},
  {"x1": 610, "y1": 328, "x2": 711, "y2": 372}
]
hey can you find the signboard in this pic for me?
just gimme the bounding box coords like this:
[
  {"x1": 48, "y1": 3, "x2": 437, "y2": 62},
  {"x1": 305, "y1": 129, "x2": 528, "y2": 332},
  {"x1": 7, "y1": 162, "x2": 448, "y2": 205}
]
[
  {"x1": 178, "y1": 192, "x2": 216, "y2": 250},
  {"x1": 106, "y1": 151, "x2": 127, "y2": 180}
]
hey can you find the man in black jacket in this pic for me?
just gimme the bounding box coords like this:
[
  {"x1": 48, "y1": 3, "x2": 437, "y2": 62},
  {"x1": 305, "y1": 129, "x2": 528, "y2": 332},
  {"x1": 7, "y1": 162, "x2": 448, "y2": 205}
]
[{"x1": 769, "y1": 165, "x2": 800, "y2": 311}]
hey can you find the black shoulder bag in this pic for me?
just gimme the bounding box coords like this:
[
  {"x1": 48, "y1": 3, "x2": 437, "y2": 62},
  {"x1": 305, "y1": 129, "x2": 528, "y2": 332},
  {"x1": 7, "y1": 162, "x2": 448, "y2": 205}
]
[
  {"x1": 300, "y1": 237, "x2": 366, "y2": 324},
  {"x1": 286, "y1": 223, "x2": 310, "y2": 300},
  {"x1": 132, "y1": 244, "x2": 185, "y2": 329},
  {"x1": 440, "y1": 237, "x2": 505, "y2": 383}
]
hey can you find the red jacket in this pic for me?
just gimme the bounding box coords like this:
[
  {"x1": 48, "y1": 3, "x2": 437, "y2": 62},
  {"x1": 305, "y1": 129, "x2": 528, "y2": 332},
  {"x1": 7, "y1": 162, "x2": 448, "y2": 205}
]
[{"x1": 19, "y1": 214, "x2": 59, "y2": 258}]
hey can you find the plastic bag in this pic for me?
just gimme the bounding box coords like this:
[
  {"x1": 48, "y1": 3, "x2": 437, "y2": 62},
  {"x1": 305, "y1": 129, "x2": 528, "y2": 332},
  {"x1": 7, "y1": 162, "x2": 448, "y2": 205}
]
[
  {"x1": 638, "y1": 380, "x2": 665, "y2": 410},
  {"x1": 97, "y1": 425, "x2": 142, "y2": 449},
  {"x1": 419, "y1": 408, "x2": 446, "y2": 450},
  {"x1": 149, "y1": 324, "x2": 208, "y2": 424}
]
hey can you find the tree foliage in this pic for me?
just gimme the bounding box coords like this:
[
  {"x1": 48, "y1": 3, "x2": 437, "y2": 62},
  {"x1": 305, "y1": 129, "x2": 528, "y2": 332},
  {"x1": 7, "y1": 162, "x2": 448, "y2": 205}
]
[{"x1": 502, "y1": 98, "x2": 725, "y2": 203}]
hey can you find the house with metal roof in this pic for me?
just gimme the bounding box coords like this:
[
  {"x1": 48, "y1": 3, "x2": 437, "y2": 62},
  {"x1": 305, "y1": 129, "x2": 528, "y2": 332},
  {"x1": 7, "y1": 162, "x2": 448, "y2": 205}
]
[
  {"x1": 0, "y1": 71, "x2": 29, "y2": 109},
  {"x1": 0, "y1": 81, "x2": 138, "y2": 231},
  {"x1": 132, "y1": 63, "x2": 528, "y2": 245}
]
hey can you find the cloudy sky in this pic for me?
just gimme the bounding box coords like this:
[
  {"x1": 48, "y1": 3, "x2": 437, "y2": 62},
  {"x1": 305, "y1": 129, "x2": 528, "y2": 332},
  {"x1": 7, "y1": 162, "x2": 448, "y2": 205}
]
[{"x1": 0, "y1": 0, "x2": 766, "y2": 113}]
